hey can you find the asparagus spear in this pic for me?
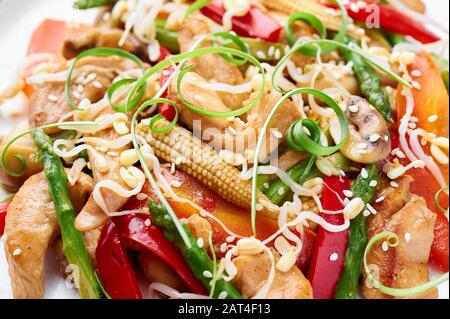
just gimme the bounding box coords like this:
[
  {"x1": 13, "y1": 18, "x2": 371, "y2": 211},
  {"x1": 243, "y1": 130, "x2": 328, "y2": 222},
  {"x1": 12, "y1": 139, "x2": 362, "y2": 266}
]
[
  {"x1": 148, "y1": 200, "x2": 242, "y2": 299},
  {"x1": 33, "y1": 129, "x2": 102, "y2": 299},
  {"x1": 264, "y1": 156, "x2": 321, "y2": 205},
  {"x1": 73, "y1": 0, "x2": 115, "y2": 9},
  {"x1": 341, "y1": 37, "x2": 393, "y2": 123},
  {"x1": 334, "y1": 163, "x2": 380, "y2": 299}
]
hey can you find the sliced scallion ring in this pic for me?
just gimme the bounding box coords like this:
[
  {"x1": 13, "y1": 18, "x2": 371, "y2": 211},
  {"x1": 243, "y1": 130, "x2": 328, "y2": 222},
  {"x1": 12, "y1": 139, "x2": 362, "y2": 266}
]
[
  {"x1": 107, "y1": 78, "x2": 145, "y2": 113},
  {"x1": 148, "y1": 98, "x2": 179, "y2": 134},
  {"x1": 434, "y1": 186, "x2": 449, "y2": 214}
]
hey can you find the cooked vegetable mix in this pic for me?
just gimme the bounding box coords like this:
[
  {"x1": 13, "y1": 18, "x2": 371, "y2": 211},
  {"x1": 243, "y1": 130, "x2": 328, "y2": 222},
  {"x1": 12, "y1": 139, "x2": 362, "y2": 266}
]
[{"x1": 0, "y1": 0, "x2": 448, "y2": 301}]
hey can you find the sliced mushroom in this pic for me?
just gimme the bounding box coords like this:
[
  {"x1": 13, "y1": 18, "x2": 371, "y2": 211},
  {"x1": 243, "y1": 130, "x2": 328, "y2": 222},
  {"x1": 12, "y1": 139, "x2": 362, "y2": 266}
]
[{"x1": 330, "y1": 95, "x2": 391, "y2": 163}]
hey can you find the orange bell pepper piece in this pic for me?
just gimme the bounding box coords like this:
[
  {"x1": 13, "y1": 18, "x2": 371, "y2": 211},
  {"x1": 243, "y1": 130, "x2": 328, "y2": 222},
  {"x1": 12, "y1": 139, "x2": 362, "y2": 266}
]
[{"x1": 396, "y1": 51, "x2": 449, "y2": 272}]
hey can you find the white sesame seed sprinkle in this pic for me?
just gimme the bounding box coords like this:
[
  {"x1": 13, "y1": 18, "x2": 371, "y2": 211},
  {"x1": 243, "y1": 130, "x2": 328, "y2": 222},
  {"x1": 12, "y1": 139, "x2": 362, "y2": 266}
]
[
  {"x1": 349, "y1": 104, "x2": 359, "y2": 113},
  {"x1": 390, "y1": 181, "x2": 399, "y2": 188},
  {"x1": 220, "y1": 243, "x2": 228, "y2": 253},
  {"x1": 411, "y1": 81, "x2": 421, "y2": 90},
  {"x1": 404, "y1": 232, "x2": 411, "y2": 242},
  {"x1": 363, "y1": 210, "x2": 371, "y2": 217},
  {"x1": 382, "y1": 241, "x2": 389, "y2": 252},
  {"x1": 343, "y1": 190, "x2": 353, "y2": 197},
  {"x1": 369, "y1": 134, "x2": 381, "y2": 143},
  {"x1": 226, "y1": 236, "x2": 235, "y2": 243},
  {"x1": 369, "y1": 180, "x2": 378, "y2": 187},
  {"x1": 136, "y1": 193, "x2": 148, "y2": 201},
  {"x1": 48, "y1": 94, "x2": 58, "y2": 102},
  {"x1": 411, "y1": 70, "x2": 422, "y2": 77},
  {"x1": 375, "y1": 196, "x2": 385, "y2": 203},
  {"x1": 361, "y1": 168, "x2": 369, "y2": 179},
  {"x1": 144, "y1": 219, "x2": 151, "y2": 227},
  {"x1": 218, "y1": 291, "x2": 228, "y2": 299},
  {"x1": 428, "y1": 115, "x2": 438, "y2": 123},
  {"x1": 329, "y1": 252, "x2": 339, "y2": 261},
  {"x1": 13, "y1": 248, "x2": 22, "y2": 256},
  {"x1": 197, "y1": 238, "x2": 204, "y2": 248},
  {"x1": 203, "y1": 270, "x2": 213, "y2": 278}
]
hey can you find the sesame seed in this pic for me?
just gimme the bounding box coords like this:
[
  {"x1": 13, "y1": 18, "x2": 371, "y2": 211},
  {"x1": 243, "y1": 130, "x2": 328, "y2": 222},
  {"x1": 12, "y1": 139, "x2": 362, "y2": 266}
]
[
  {"x1": 13, "y1": 248, "x2": 22, "y2": 256},
  {"x1": 47, "y1": 94, "x2": 58, "y2": 102},
  {"x1": 361, "y1": 168, "x2": 369, "y2": 179},
  {"x1": 277, "y1": 187, "x2": 285, "y2": 195},
  {"x1": 92, "y1": 80, "x2": 103, "y2": 89},
  {"x1": 384, "y1": 135, "x2": 389, "y2": 142},
  {"x1": 144, "y1": 219, "x2": 151, "y2": 227},
  {"x1": 263, "y1": 182, "x2": 270, "y2": 189},
  {"x1": 363, "y1": 210, "x2": 371, "y2": 217},
  {"x1": 428, "y1": 115, "x2": 438, "y2": 123},
  {"x1": 218, "y1": 291, "x2": 228, "y2": 299},
  {"x1": 390, "y1": 181, "x2": 399, "y2": 188},
  {"x1": 382, "y1": 241, "x2": 389, "y2": 252},
  {"x1": 369, "y1": 180, "x2": 378, "y2": 187},
  {"x1": 404, "y1": 232, "x2": 411, "y2": 242},
  {"x1": 197, "y1": 238, "x2": 204, "y2": 248},
  {"x1": 203, "y1": 270, "x2": 213, "y2": 278},
  {"x1": 367, "y1": 203, "x2": 377, "y2": 214},
  {"x1": 411, "y1": 70, "x2": 422, "y2": 77},
  {"x1": 170, "y1": 180, "x2": 182, "y2": 188},
  {"x1": 256, "y1": 50, "x2": 266, "y2": 59},
  {"x1": 272, "y1": 129, "x2": 283, "y2": 139},
  {"x1": 375, "y1": 196, "x2": 385, "y2": 203},
  {"x1": 343, "y1": 190, "x2": 353, "y2": 197},
  {"x1": 411, "y1": 81, "x2": 421, "y2": 90},
  {"x1": 369, "y1": 134, "x2": 381, "y2": 143},
  {"x1": 220, "y1": 243, "x2": 228, "y2": 253},
  {"x1": 274, "y1": 48, "x2": 281, "y2": 60},
  {"x1": 349, "y1": 104, "x2": 359, "y2": 113},
  {"x1": 268, "y1": 46, "x2": 275, "y2": 57},
  {"x1": 356, "y1": 143, "x2": 368, "y2": 150},
  {"x1": 226, "y1": 236, "x2": 236, "y2": 243},
  {"x1": 136, "y1": 193, "x2": 148, "y2": 201},
  {"x1": 329, "y1": 252, "x2": 339, "y2": 261}
]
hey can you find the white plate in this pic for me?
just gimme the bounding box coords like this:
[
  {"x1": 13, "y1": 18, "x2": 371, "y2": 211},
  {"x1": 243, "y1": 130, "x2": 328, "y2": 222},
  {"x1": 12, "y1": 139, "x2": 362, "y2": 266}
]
[{"x1": 0, "y1": 0, "x2": 448, "y2": 299}]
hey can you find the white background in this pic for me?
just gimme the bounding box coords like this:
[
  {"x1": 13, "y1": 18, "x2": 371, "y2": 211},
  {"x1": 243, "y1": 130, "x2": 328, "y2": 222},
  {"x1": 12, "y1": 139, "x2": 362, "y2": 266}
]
[{"x1": 0, "y1": 0, "x2": 448, "y2": 299}]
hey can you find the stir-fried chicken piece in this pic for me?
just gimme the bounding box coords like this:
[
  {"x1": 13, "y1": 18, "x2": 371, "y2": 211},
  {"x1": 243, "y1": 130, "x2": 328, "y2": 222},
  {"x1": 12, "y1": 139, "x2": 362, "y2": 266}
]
[
  {"x1": 178, "y1": 16, "x2": 248, "y2": 110},
  {"x1": 362, "y1": 177, "x2": 437, "y2": 299},
  {"x1": 138, "y1": 250, "x2": 188, "y2": 292},
  {"x1": 170, "y1": 70, "x2": 300, "y2": 159},
  {"x1": 4, "y1": 171, "x2": 93, "y2": 299},
  {"x1": 62, "y1": 28, "x2": 148, "y2": 61},
  {"x1": 29, "y1": 56, "x2": 136, "y2": 130},
  {"x1": 169, "y1": 71, "x2": 245, "y2": 131},
  {"x1": 75, "y1": 110, "x2": 132, "y2": 232},
  {"x1": 232, "y1": 249, "x2": 312, "y2": 299}
]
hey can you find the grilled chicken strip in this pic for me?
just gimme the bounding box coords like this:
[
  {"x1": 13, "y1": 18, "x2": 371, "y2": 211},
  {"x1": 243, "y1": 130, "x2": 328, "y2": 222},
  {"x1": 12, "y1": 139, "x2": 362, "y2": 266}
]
[
  {"x1": 62, "y1": 28, "x2": 148, "y2": 61},
  {"x1": 29, "y1": 56, "x2": 136, "y2": 130},
  {"x1": 178, "y1": 16, "x2": 249, "y2": 110},
  {"x1": 75, "y1": 108, "x2": 132, "y2": 232},
  {"x1": 362, "y1": 177, "x2": 437, "y2": 299},
  {"x1": 4, "y1": 171, "x2": 93, "y2": 299},
  {"x1": 232, "y1": 249, "x2": 313, "y2": 299}
]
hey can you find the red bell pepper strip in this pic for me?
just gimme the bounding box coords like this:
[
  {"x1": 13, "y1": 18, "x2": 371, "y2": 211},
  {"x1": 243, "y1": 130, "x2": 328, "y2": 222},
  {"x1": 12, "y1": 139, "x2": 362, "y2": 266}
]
[
  {"x1": 307, "y1": 176, "x2": 349, "y2": 299},
  {"x1": 96, "y1": 220, "x2": 143, "y2": 299},
  {"x1": 325, "y1": 0, "x2": 439, "y2": 44},
  {"x1": 158, "y1": 65, "x2": 177, "y2": 121},
  {"x1": 157, "y1": 45, "x2": 172, "y2": 63},
  {"x1": 296, "y1": 228, "x2": 318, "y2": 274},
  {"x1": 201, "y1": 0, "x2": 282, "y2": 42},
  {"x1": 114, "y1": 213, "x2": 207, "y2": 295},
  {"x1": 430, "y1": 212, "x2": 449, "y2": 272},
  {"x1": 0, "y1": 200, "x2": 11, "y2": 236}
]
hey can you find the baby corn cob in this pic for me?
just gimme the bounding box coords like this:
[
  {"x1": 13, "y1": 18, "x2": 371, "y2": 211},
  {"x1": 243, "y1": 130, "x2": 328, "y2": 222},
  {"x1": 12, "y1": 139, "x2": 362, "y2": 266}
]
[
  {"x1": 137, "y1": 119, "x2": 279, "y2": 220},
  {"x1": 261, "y1": 0, "x2": 343, "y2": 32}
]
